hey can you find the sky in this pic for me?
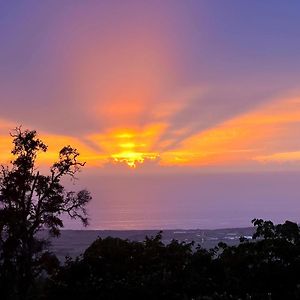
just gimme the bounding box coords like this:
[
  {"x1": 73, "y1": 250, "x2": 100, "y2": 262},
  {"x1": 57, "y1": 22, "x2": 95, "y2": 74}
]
[{"x1": 1, "y1": 1, "x2": 300, "y2": 229}]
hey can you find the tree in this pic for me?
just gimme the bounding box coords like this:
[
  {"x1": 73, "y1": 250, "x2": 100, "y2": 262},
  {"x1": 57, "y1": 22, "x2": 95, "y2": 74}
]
[
  {"x1": 45, "y1": 233, "x2": 197, "y2": 300},
  {"x1": 0, "y1": 127, "x2": 92, "y2": 299}
]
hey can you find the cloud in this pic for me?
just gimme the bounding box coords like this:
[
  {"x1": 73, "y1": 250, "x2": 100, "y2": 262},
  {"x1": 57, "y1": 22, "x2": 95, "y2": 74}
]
[
  {"x1": 159, "y1": 94, "x2": 300, "y2": 167},
  {"x1": 1, "y1": 88, "x2": 300, "y2": 171},
  {"x1": 255, "y1": 151, "x2": 300, "y2": 163}
]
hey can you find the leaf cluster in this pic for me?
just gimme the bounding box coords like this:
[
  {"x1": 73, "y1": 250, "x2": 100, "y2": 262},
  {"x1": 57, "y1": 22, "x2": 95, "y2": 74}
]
[
  {"x1": 42, "y1": 219, "x2": 300, "y2": 300},
  {"x1": 0, "y1": 127, "x2": 91, "y2": 299}
]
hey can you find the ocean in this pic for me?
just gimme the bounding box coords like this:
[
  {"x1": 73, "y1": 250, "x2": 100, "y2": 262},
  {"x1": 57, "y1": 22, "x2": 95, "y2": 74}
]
[{"x1": 63, "y1": 172, "x2": 300, "y2": 230}]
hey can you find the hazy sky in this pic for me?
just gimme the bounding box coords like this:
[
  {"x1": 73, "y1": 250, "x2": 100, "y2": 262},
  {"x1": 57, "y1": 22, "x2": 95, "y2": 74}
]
[{"x1": 1, "y1": 1, "x2": 300, "y2": 228}]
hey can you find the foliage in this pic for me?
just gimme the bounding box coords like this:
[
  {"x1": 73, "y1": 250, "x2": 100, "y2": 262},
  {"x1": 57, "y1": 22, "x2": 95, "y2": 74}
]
[
  {"x1": 43, "y1": 219, "x2": 300, "y2": 300},
  {"x1": 0, "y1": 127, "x2": 91, "y2": 299}
]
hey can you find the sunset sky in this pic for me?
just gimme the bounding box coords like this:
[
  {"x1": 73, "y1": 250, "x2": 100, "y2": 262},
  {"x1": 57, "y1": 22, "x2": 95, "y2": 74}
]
[{"x1": 1, "y1": 1, "x2": 300, "y2": 229}]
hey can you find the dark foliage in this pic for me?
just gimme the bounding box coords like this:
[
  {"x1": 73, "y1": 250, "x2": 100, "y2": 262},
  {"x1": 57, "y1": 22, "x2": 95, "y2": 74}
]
[
  {"x1": 0, "y1": 128, "x2": 91, "y2": 300},
  {"x1": 41, "y1": 219, "x2": 300, "y2": 300}
]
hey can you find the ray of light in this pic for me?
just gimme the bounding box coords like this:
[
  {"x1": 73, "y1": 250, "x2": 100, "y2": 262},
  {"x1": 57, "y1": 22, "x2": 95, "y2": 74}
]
[{"x1": 1, "y1": 95, "x2": 300, "y2": 170}]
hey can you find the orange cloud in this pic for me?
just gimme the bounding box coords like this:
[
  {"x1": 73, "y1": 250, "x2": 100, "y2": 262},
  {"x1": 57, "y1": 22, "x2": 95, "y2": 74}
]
[
  {"x1": 0, "y1": 119, "x2": 18, "y2": 163},
  {"x1": 160, "y1": 96, "x2": 300, "y2": 167},
  {"x1": 255, "y1": 151, "x2": 300, "y2": 163},
  {"x1": 0, "y1": 127, "x2": 103, "y2": 168},
  {"x1": 1, "y1": 94, "x2": 300, "y2": 171}
]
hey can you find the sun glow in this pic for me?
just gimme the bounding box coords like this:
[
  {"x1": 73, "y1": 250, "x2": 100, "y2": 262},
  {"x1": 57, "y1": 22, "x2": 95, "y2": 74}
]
[
  {"x1": 1, "y1": 94, "x2": 300, "y2": 170},
  {"x1": 110, "y1": 138, "x2": 158, "y2": 167},
  {"x1": 111, "y1": 151, "x2": 159, "y2": 168},
  {"x1": 87, "y1": 125, "x2": 164, "y2": 168},
  {"x1": 109, "y1": 130, "x2": 160, "y2": 168}
]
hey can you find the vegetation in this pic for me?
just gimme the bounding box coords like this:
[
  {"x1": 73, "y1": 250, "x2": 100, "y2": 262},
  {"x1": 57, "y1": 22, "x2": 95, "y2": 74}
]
[
  {"x1": 42, "y1": 219, "x2": 300, "y2": 300},
  {"x1": 1, "y1": 128, "x2": 300, "y2": 299},
  {"x1": 0, "y1": 128, "x2": 91, "y2": 299}
]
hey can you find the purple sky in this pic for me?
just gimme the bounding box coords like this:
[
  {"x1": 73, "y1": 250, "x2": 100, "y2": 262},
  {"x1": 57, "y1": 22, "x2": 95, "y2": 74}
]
[{"x1": 1, "y1": 1, "x2": 300, "y2": 228}]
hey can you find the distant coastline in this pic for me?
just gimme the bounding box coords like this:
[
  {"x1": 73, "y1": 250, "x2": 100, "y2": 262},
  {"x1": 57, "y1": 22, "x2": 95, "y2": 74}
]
[{"x1": 43, "y1": 227, "x2": 255, "y2": 261}]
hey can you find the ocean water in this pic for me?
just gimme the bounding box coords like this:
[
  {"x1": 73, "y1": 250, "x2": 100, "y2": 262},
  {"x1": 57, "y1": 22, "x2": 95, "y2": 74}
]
[{"x1": 63, "y1": 172, "x2": 300, "y2": 230}]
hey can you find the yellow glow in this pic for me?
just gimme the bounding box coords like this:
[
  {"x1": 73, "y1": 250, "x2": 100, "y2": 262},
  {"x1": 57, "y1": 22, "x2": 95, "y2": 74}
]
[
  {"x1": 116, "y1": 133, "x2": 134, "y2": 139},
  {"x1": 112, "y1": 151, "x2": 159, "y2": 168},
  {"x1": 119, "y1": 142, "x2": 136, "y2": 149},
  {"x1": 88, "y1": 124, "x2": 164, "y2": 168},
  {"x1": 1, "y1": 95, "x2": 300, "y2": 170}
]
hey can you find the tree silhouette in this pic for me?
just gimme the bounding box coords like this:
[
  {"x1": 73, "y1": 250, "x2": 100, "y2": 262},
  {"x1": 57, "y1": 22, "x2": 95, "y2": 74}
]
[
  {"x1": 0, "y1": 127, "x2": 91, "y2": 299},
  {"x1": 44, "y1": 219, "x2": 300, "y2": 300}
]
